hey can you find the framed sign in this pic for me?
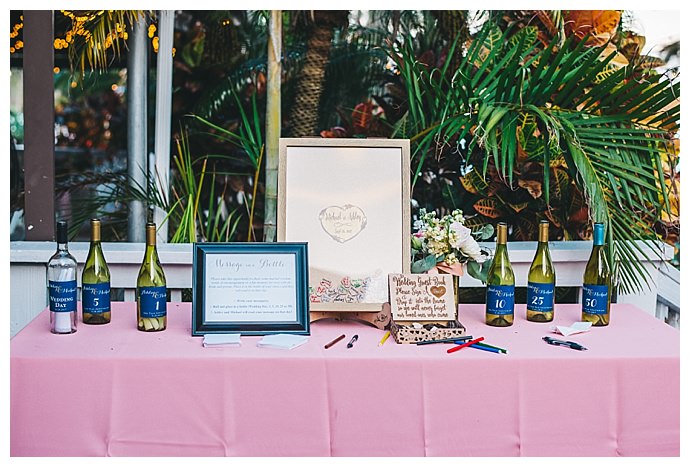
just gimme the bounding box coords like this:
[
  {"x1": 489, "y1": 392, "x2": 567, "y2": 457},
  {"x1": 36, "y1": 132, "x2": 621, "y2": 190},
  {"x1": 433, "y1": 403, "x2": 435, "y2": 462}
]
[
  {"x1": 192, "y1": 242, "x2": 310, "y2": 336},
  {"x1": 278, "y1": 138, "x2": 411, "y2": 313}
]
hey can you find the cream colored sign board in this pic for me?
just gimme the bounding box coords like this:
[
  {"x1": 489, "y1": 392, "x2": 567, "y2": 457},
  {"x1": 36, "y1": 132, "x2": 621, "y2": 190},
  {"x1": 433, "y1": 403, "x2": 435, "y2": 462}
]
[{"x1": 278, "y1": 138, "x2": 410, "y2": 312}]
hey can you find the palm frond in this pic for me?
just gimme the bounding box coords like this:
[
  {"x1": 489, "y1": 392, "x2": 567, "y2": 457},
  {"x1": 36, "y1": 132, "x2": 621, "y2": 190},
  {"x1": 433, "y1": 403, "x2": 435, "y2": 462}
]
[
  {"x1": 390, "y1": 19, "x2": 679, "y2": 294},
  {"x1": 63, "y1": 10, "x2": 152, "y2": 82}
]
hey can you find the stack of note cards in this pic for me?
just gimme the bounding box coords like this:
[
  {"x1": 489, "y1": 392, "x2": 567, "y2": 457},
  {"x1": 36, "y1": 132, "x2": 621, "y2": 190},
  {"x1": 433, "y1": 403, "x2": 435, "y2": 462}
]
[
  {"x1": 257, "y1": 334, "x2": 309, "y2": 350},
  {"x1": 202, "y1": 334, "x2": 241, "y2": 347}
]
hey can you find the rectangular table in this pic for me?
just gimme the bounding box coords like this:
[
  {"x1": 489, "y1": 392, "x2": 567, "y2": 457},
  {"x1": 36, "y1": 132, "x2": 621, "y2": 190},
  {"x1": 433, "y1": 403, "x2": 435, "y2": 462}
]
[{"x1": 11, "y1": 302, "x2": 679, "y2": 456}]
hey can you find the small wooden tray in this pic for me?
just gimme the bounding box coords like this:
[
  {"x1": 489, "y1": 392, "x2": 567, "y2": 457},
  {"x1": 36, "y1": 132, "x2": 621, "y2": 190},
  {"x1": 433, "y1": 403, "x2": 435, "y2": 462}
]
[{"x1": 390, "y1": 320, "x2": 466, "y2": 344}]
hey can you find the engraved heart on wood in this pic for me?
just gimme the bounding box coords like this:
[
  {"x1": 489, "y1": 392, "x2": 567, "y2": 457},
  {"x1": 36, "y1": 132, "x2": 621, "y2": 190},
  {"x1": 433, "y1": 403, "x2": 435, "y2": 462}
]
[
  {"x1": 319, "y1": 204, "x2": 368, "y2": 243},
  {"x1": 429, "y1": 285, "x2": 447, "y2": 298}
]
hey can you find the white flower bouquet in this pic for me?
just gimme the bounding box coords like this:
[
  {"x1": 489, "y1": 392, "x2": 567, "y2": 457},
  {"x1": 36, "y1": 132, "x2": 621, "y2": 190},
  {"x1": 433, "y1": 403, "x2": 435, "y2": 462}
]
[{"x1": 411, "y1": 209, "x2": 492, "y2": 282}]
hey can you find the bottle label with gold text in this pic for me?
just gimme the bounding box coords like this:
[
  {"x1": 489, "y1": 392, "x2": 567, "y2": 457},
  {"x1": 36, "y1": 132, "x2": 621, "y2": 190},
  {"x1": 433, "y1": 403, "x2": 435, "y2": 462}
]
[
  {"x1": 527, "y1": 282, "x2": 555, "y2": 312},
  {"x1": 139, "y1": 286, "x2": 167, "y2": 318},
  {"x1": 582, "y1": 284, "x2": 608, "y2": 314},
  {"x1": 486, "y1": 285, "x2": 515, "y2": 315}
]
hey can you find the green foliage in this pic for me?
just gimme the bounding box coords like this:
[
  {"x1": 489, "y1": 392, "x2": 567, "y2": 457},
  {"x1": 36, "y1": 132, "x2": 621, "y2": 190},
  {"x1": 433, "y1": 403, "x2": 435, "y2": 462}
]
[
  {"x1": 185, "y1": 88, "x2": 265, "y2": 242},
  {"x1": 391, "y1": 19, "x2": 679, "y2": 294},
  {"x1": 167, "y1": 131, "x2": 242, "y2": 243}
]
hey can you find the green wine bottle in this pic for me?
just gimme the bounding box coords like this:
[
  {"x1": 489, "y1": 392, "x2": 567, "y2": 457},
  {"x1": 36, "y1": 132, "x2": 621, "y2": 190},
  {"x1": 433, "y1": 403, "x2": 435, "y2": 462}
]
[
  {"x1": 137, "y1": 222, "x2": 167, "y2": 332},
  {"x1": 526, "y1": 220, "x2": 555, "y2": 322},
  {"x1": 82, "y1": 218, "x2": 111, "y2": 324},
  {"x1": 485, "y1": 222, "x2": 515, "y2": 327},
  {"x1": 582, "y1": 222, "x2": 611, "y2": 326}
]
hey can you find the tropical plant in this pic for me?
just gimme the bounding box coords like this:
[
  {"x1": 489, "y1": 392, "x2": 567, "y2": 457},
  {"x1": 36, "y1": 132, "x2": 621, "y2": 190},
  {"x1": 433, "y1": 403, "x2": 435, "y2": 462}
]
[
  {"x1": 166, "y1": 130, "x2": 242, "y2": 243},
  {"x1": 389, "y1": 16, "x2": 679, "y2": 294},
  {"x1": 186, "y1": 88, "x2": 265, "y2": 242},
  {"x1": 286, "y1": 10, "x2": 351, "y2": 137},
  {"x1": 58, "y1": 10, "x2": 152, "y2": 80}
]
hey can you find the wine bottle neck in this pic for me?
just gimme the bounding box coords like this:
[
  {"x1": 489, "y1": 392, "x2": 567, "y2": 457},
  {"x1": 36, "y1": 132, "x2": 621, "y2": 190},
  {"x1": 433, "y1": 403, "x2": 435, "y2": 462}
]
[
  {"x1": 495, "y1": 243, "x2": 509, "y2": 257},
  {"x1": 57, "y1": 242, "x2": 69, "y2": 252}
]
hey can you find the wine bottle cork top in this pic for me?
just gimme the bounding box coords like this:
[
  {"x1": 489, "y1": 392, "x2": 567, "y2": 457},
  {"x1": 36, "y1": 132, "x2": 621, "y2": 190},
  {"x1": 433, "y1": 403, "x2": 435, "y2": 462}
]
[
  {"x1": 91, "y1": 218, "x2": 101, "y2": 242},
  {"x1": 56, "y1": 221, "x2": 68, "y2": 244},
  {"x1": 593, "y1": 222, "x2": 605, "y2": 246},
  {"x1": 146, "y1": 223, "x2": 157, "y2": 245},
  {"x1": 538, "y1": 220, "x2": 549, "y2": 242},
  {"x1": 496, "y1": 222, "x2": 508, "y2": 244}
]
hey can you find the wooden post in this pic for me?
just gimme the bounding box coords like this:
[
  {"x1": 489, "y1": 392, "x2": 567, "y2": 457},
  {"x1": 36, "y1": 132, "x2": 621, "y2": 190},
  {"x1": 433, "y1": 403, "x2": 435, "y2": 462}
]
[{"x1": 23, "y1": 11, "x2": 55, "y2": 240}]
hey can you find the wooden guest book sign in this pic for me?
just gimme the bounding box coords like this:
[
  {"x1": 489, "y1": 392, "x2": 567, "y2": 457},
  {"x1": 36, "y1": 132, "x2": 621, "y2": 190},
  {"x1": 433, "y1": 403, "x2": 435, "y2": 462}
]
[{"x1": 389, "y1": 274, "x2": 456, "y2": 322}]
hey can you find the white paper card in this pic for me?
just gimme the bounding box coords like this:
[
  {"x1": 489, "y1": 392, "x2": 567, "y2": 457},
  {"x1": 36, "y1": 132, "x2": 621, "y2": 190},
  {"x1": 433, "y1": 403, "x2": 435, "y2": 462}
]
[
  {"x1": 551, "y1": 321, "x2": 592, "y2": 337},
  {"x1": 203, "y1": 334, "x2": 241, "y2": 347},
  {"x1": 257, "y1": 334, "x2": 309, "y2": 350}
]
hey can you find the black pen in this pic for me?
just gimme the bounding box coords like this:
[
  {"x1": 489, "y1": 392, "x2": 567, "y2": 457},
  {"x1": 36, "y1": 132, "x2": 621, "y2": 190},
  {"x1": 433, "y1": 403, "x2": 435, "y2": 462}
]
[
  {"x1": 347, "y1": 335, "x2": 359, "y2": 348},
  {"x1": 542, "y1": 336, "x2": 587, "y2": 351}
]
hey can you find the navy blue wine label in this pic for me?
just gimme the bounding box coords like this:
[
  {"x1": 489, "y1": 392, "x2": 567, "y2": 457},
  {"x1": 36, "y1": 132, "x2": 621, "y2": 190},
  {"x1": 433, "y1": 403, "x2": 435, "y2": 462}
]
[
  {"x1": 49, "y1": 280, "x2": 77, "y2": 312},
  {"x1": 582, "y1": 284, "x2": 609, "y2": 315},
  {"x1": 527, "y1": 282, "x2": 555, "y2": 312},
  {"x1": 82, "y1": 282, "x2": 111, "y2": 314},
  {"x1": 486, "y1": 285, "x2": 515, "y2": 315},
  {"x1": 139, "y1": 286, "x2": 167, "y2": 318}
]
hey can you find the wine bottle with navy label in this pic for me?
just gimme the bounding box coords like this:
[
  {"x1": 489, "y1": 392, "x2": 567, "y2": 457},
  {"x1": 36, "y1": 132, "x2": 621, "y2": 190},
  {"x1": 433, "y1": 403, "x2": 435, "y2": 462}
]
[
  {"x1": 82, "y1": 218, "x2": 111, "y2": 324},
  {"x1": 48, "y1": 220, "x2": 78, "y2": 334},
  {"x1": 486, "y1": 222, "x2": 515, "y2": 327},
  {"x1": 527, "y1": 220, "x2": 556, "y2": 322},
  {"x1": 582, "y1": 222, "x2": 611, "y2": 326},
  {"x1": 137, "y1": 222, "x2": 167, "y2": 332}
]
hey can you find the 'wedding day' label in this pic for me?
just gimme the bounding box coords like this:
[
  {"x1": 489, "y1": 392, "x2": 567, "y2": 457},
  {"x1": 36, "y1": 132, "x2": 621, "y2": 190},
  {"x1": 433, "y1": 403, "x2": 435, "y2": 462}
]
[
  {"x1": 49, "y1": 280, "x2": 77, "y2": 312},
  {"x1": 527, "y1": 282, "x2": 555, "y2": 312},
  {"x1": 139, "y1": 286, "x2": 167, "y2": 318},
  {"x1": 82, "y1": 282, "x2": 111, "y2": 314},
  {"x1": 582, "y1": 284, "x2": 609, "y2": 315},
  {"x1": 486, "y1": 285, "x2": 515, "y2": 315}
]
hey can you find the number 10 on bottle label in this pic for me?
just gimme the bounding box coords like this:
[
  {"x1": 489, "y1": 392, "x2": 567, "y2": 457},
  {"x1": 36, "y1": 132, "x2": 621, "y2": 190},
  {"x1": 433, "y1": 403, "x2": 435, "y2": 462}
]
[
  {"x1": 486, "y1": 285, "x2": 515, "y2": 315},
  {"x1": 139, "y1": 286, "x2": 167, "y2": 318}
]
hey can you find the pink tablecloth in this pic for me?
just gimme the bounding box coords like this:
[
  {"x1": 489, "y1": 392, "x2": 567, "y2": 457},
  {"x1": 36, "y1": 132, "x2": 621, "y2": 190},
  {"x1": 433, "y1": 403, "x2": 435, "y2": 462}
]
[{"x1": 11, "y1": 302, "x2": 679, "y2": 456}]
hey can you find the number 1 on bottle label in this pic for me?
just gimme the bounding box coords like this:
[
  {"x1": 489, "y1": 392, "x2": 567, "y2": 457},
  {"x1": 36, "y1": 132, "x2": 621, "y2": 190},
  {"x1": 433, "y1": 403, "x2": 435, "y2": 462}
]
[{"x1": 139, "y1": 286, "x2": 167, "y2": 318}]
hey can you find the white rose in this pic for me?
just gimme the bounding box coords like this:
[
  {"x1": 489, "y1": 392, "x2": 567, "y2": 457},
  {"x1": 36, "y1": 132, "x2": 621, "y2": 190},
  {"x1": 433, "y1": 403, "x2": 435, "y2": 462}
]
[
  {"x1": 459, "y1": 236, "x2": 486, "y2": 262},
  {"x1": 449, "y1": 222, "x2": 472, "y2": 249}
]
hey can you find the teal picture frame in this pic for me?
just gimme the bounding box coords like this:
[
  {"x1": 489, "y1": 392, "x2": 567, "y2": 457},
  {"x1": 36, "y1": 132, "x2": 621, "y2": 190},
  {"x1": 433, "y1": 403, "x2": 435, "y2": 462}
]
[{"x1": 192, "y1": 242, "x2": 310, "y2": 336}]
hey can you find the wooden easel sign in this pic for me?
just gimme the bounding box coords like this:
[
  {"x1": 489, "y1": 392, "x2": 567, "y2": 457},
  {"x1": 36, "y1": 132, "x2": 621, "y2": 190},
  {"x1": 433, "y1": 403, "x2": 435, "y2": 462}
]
[
  {"x1": 277, "y1": 138, "x2": 411, "y2": 329},
  {"x1": 389, "y1": 274, "x2": 456, "y2": 322}
]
